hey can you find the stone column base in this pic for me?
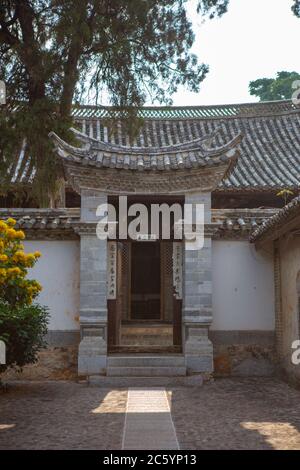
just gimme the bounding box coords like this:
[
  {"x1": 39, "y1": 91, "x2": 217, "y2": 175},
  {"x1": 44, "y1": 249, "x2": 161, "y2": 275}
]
[
  {"x1": 184, "y1": 324, "x2": 213, "y2": 374},
  {"x1": 78, "y1": 326, "x2": 107, "y2": 376}
]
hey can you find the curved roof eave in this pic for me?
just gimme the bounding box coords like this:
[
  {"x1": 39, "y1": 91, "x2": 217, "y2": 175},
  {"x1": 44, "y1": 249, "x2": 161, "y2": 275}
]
[{"x1": 49, "y1": 129, "x2": 242, "y2": 173}]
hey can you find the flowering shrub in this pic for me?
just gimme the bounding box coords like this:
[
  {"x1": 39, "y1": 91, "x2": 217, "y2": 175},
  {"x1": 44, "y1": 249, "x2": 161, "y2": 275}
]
[
  {"x1": 0, "y1": 218, "x2": 49, "y2": 374},
  {"x1": 0, "y1": 301, "x2": 49, "y2": 373},
  {"x1": 0, "y1": 218, "x2": 42, "y2": 306}
]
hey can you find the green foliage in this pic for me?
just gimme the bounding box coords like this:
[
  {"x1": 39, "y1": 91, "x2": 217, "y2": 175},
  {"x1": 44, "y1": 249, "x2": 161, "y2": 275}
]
[
  {"x1": 0, "y1": 301, "x2": 49, "y2": 373},
  {"x1": 292, "y1": 0, "x2": 300, "y2": 17},
  {"x1": 0, "y1": 0, "x2": 228, "y2": 202},
  {"x1": 249, "y1": 71, "x2": 300, "y2": 102},
  {"x1": 197, "y1": 0, "x2": 228, "y2": 18},
  {"x1": 0, "y1": 219, "x2": 49, "y2": 374},
  {"x1": 0, "y1": 100, "x2": 73, "y2": 206}
]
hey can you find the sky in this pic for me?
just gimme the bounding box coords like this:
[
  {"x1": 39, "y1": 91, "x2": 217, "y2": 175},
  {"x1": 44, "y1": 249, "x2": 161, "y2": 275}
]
[{"x1": 171, "y1": 0, "x2": 300, "y2": 106}]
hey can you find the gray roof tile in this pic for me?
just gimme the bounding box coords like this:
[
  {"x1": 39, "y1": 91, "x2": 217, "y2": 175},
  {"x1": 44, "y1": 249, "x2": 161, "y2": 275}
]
[
  {"x1": 6, "y1": 100, "x2": 300, "y2": 190},
  {"x1": 49, "y1": 127, "x2": 242, "y2": 174},
  {"x1": 70, "y1": 100, "x2": 300, "y2": 190},
  {"x1": 250, "y1": 195, "x2": 300, "y2": 243}
]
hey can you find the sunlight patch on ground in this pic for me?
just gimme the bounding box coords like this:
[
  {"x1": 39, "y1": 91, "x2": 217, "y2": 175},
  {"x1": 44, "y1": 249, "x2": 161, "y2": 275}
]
[
  {"x1": 241, "y1": 421, "x2": 300, "y2": 450},
  {"x1": 0, "y1": 424, "x2": 15, "y2": 430},
  {"x1": 91, "y1": 390, "x2": 127, "y2": 414},
  {"x1": 122, "y1": 388, "x2": 179, "y2": 450}
]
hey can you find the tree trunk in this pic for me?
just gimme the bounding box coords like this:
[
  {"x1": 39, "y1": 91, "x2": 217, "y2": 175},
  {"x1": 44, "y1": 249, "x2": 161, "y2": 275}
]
[
  {"x1": 15, "y1": 1, "x2": 46, "y2": 103},
  {"x1": 59, "y1": 2, "x2": 89, "y2": 118},
  {"x1": 59, "y1": 41, "x2": 82, "y2": 118}
]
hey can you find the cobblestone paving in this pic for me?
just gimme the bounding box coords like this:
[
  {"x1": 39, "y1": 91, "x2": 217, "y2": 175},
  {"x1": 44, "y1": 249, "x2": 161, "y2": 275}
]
[
  {"x1": 0, "y1": 381, "x2": 127, "y2": 450},
  {"x1": 168, "y1": 378, "x2": 300, "y2": 450},
  {"x1": 0, "y1": 378, "x2": 300, "y2": 450}
]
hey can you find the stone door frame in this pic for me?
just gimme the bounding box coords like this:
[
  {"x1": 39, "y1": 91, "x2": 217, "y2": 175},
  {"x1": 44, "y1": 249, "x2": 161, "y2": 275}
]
[{"x1": 77, "y1": 189, "x2": 214, "y2": 376}]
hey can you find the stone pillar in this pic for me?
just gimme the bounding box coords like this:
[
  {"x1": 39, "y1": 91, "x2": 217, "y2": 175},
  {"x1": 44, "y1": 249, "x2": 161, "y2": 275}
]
[
  {"x1": 183, "y1": 192, "x2": 213, "y2": 374},
  {"x1": 78, "y1": 189, "x2": 108, "y2": 376}
]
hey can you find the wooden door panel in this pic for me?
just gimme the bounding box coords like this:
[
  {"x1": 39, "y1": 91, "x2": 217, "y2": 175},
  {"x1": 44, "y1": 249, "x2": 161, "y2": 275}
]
[{"x1": 160, "y1": 241, "x2": 173, "y2": 322}]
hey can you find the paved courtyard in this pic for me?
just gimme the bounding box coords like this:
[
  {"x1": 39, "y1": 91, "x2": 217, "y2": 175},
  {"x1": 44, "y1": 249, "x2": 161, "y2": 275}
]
[{"x1": 0, "y1": 378, "x2": 300, "y2": 450}]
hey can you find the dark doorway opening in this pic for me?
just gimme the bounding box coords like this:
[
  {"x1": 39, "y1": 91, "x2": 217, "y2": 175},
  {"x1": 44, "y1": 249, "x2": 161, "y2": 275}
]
[{"x1": 131, "y1": 242, "x2": 161, "y2": 320}]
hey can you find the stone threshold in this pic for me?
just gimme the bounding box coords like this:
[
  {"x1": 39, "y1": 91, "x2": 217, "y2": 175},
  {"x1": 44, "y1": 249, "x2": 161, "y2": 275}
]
[{"x1": 88, "y1": 375, "x2": 203, "y2": 388}]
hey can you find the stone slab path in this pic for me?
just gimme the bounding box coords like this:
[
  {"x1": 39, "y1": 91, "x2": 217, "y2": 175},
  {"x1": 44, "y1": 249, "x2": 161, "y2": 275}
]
[
  {"x1": 1, "y1": 378, "x2": 300, "y2": 450},
  {"x1": 122, "y1": 388, "x2": 179, "y2": 450}
]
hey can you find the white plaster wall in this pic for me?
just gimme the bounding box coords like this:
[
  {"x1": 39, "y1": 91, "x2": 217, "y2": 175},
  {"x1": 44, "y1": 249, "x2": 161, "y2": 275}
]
[
  {"x1": 24, "y1": 240, "x2": 80, "y2": 330},
  {"x1": 211, "y1": 240, "x2": 275, "y2": 330},
  {"x1": 279, "y1": 237, "x2": 300, "y2": 361}
]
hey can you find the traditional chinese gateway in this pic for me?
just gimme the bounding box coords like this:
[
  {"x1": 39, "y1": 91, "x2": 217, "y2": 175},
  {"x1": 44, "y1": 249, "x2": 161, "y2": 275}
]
[{"x1": 2, "y1": 99, "x2": 300, "y2": 385}]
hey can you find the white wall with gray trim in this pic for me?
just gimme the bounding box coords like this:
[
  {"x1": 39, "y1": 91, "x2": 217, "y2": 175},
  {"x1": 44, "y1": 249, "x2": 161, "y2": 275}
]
[
  {"x1": 24, "y1": 240, "x2": 80, "y2": 331},
  {"x1": 211, "y1": 240, "x2": 275, "y2": 331},
  {"x1": 23, "y1": 239, "x2": 274, "y2": 335}
]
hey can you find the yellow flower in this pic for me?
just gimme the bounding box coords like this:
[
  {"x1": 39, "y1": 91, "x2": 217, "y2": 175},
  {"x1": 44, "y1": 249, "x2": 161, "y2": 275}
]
[
  {"x1": 0, "y1": 223, "x2": 42, "y2": 302},
  {"x1": 6, "y1": 218, "x2": 16, "y2": 227},
  {"x1": 15, "y1": 230, "x2": 25, "y2": 240},
  {"x1": 0, "y1": 221, "x2": 7, "y2": 233},
  {"x1": 6, "y1": 228, "x2": 17, "y2": 239},
  {"x1": 25, "y1": 254, "x2": 35, "y2": 266},
  {"x1": 0, "y1": 268, "x2": 6, "y2": 278},
  {"x1": 6, "y1": 267, "x2": 22, "y2": 277},
  {"x1": 12, "y1": 250, "x2": 25, "y2": 262},
  {"x1": 5, "y1": 229, "x2": 25, "y2": 240}
]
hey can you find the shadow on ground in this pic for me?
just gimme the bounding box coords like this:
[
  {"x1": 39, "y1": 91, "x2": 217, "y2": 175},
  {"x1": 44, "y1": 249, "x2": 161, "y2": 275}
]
[
  {"x1": 0, "y1": 381, "x2": 127, "y2": 450},
  {"x1": 168, "y1": 377, "x2": 300, "y2": 450},
  {"x1": 1, "y1": 377, "x2": 300, "y2": 450}
]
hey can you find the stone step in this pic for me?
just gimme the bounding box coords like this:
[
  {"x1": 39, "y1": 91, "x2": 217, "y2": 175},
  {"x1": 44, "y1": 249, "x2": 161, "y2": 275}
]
[
  {"x1": 121, "y1": 325, "x2": 173, "y2": 346},
  {"x1": 109, "y1": 345, "x2": 181, "y2": 354},
  {"x1": 107, "y1": 366, "x2": 186, "y2": 377},
  {"x1": 107, "y1": 355, "x2": 185, "y2": 368},
  {"x1": 121, "y1": 337, "x2": 174, "y2": 346},
  {"x1": 88, "y1": 375, "x2": 203, "y2": 387},
  {"x1": 122, "y1": 326, "x2": 173, "y2": 335}
]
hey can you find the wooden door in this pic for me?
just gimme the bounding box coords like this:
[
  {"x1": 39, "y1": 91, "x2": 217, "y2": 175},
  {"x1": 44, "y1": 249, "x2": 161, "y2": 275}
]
[
  {"x1": 131, "y1": 241, "x2": 161, "y2": 320},
  {"x1": 160, "y1": 241, "x2": 173, "y2": 322},
  {"x1": 120, "y1": 241, "x2": 131, "y2": 321}
]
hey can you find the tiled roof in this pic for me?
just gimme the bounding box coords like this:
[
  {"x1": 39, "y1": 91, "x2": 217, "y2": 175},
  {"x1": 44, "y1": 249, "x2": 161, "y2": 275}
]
[
  {"x1": 0, "y1": 208, "x2": 275, "y2": 240},
  {"x1": 72, "y1": 100, "x2": 297, "y2": 120},
  {"x1": 213, "y1": 208, "x2": 278, "y2": 235},
  {"x1": 72, "y1": 100, "x2": 300, "y2": 191},
  {"x1": 0, "y1": 208, "x2": 80, "y2": 232},
  {"x1": 5, "y1": 100, "x2": 300, "y2": 190},
  {"x1": 250, "y1": 195, "x2": 300, "y2": 243},
  {"x1": 49, "y1": 127, "x2": 242, "y2": 173}
]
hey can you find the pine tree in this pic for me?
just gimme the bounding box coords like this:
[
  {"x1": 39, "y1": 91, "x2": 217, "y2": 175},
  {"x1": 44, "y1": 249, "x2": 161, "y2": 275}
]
[{"x1": 0, "y1": 0, "x2": 229, "y2": 204}]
